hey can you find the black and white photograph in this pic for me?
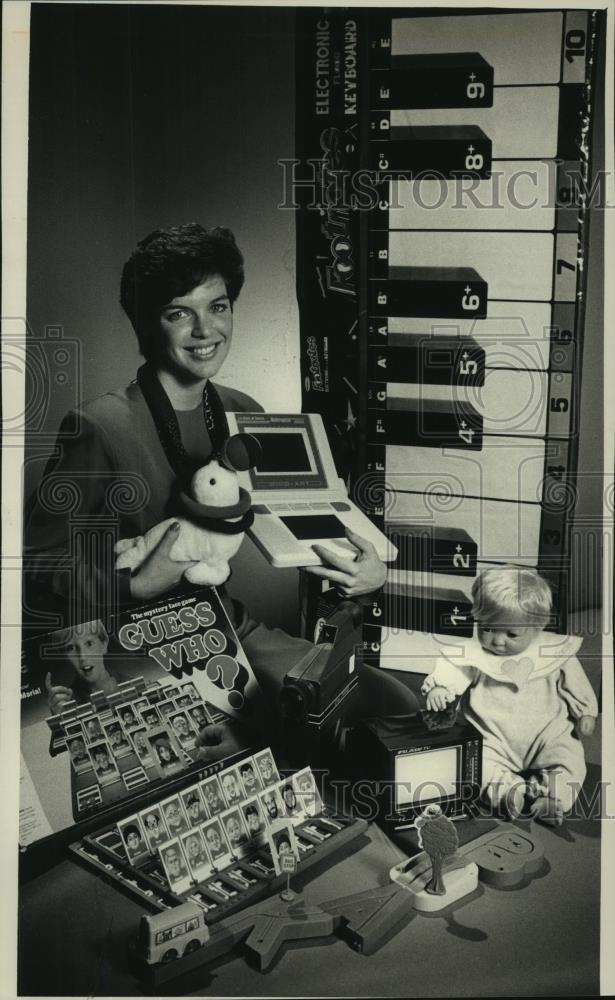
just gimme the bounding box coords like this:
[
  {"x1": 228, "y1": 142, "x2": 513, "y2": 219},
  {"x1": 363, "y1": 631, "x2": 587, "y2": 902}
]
[
  {"x1": 139, "y1": 805, "x2": 169, "y2": 851},
  {"x1": 259, "y1": 785, "x2": 286, "y2": 825},
  {"x1": 180, "y1": 786, "x2": 207, "y2": 827},
  {"x1": 66, "y1": 734, "x2": 91, "y2": 775},
  {"x1": 103, "y1": 720, "x2": 133, "y2": 760},
  {"x1": 159, "y1": 795, "x2": 190, "y2": 839},
  {"x1": 158, "y1": 838, "x2": 192, "y2": 894},
  {"x1": 201, "y1": 817, "x2": 233, "y2": 870},
  {"x1": 147, "y1": 729, "x2": 184, "y2": 777},
  {"x1": 238, "y1": 756, "x2": 264, "y2": 796},
  {"x1": 199, "y1": 774, "x2": 227, "y2": 817},
  {"x1": 117, "y1": 815, "x2": 149, "y2": 865},
  {"x1": 253, "y1": 747, "x2": 280, "y2": 786},
  {"x1": 220, "y1": 807, "x2": 250, "y2": 858},
  {"x1": 180, "y1": 828, "x2": 214, "y2": 882},
  {"x1": 219, "y1": 767, "x2": 245, "y2": 809},
  {"x1": 87, "y1": 741, "x2": 120, "y2": 786},
  {"x1": 129, "y1": 726, "x2": 154, "y2": 765},
  {"x1": 266, "y1": 820, "x2": 301, "y2": 877},
  {"x1": 5, "y1": 1, "x2": 613, "y2": 998}
]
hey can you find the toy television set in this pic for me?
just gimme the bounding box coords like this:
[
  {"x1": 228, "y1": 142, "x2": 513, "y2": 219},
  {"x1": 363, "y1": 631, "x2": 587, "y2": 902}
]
[
  {"x1": 347, "y1": 714, "x2": 482, "y2": 829},
  {"x1": 225, "y1": 411, "x2": 397, "y2": 567}
]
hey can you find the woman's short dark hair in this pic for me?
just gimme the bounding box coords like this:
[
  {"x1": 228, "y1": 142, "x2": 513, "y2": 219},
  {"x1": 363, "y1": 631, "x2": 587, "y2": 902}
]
[{"x1": 120, "y1": 223, "x2": 244, "y2": 358}]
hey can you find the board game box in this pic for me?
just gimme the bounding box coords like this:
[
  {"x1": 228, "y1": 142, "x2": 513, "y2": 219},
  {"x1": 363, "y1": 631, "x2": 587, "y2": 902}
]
[{"x1": 19, "y1": 587, "x2": 263, "y2": 851}]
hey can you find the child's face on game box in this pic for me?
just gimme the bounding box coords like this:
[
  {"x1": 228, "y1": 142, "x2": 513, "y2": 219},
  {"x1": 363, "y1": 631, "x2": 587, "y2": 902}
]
[{"x1": 477, "y1": 619, "x2": 540, "y2": 657}]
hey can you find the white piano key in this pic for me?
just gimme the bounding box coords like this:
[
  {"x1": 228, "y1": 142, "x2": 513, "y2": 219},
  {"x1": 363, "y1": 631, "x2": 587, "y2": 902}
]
[
  {"x1": 387, "y1": 303, "x2": 552, "y2": 370},
  {"x1": 386, "y1": 492, "x2": 542, "y2": 565},
  {"x1": 390, "y1": 161, "x2": 554, "y2": 232},
  {"x1": 391, "y1": 12, "x2": 563, "y2": 86},
  {"x1": 373, "y1": 628, "x2": 463, "y2": 675},
  {"x1": 388, "y1": 231, "x2": 553, "y2": 302},
  {"x1": 390, "y1": 370, "x2": 550, "y2": 437},
  {"x1": 391, "y1": 88, "x2": 560, "y2": 159},
  {"x1": 388, "y1": 568, "x2": 475, "y2": 599},
  {"x1": 383, "y1": 438, "x2": 547, "y2": 502}
]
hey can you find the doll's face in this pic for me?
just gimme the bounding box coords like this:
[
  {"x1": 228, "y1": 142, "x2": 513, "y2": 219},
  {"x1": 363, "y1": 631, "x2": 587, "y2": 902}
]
[{"x1": 477, "y1": 619, "x2": 540, "y2": 657}]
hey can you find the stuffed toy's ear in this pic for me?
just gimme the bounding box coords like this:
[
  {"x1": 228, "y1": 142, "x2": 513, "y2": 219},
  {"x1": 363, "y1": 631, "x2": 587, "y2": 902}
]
[{"x1": 220, "y1": 433, "x2": 262, "y2": 472}]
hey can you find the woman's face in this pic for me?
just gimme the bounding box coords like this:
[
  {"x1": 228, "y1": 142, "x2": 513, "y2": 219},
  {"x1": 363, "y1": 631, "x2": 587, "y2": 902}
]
[{"x1": 155, "y1": 274, "x2": 233, "y2": 385}]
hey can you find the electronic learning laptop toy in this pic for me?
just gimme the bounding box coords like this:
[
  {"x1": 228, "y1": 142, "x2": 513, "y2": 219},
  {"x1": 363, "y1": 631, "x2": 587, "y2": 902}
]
[{"x1": 225, "y1": 412, "x2": 397, "y2": 567}]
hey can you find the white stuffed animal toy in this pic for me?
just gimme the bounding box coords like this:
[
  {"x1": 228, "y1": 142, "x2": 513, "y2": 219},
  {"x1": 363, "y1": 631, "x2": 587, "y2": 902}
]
[{"x1": 115, "y1": 459, "x2": 251, "y2": 587}]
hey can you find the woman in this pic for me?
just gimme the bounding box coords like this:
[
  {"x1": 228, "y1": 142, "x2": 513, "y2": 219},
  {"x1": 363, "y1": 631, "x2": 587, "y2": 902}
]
[{"x1": 25, "y1": 224, "x2": 419, "y2": 733}]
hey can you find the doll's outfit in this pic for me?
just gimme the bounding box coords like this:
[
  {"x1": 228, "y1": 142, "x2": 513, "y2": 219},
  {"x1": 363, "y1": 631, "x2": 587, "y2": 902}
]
[{"x1": 422, "y1": 631, "x2": 598, "y2": 812}]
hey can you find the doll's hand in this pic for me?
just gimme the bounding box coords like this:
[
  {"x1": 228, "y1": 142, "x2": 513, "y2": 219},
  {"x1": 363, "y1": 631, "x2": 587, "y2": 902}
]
[
  {"x1": 129, "y1": 522, "x2": 198, "y2": 601},
  {"x1": 45, "y1": 672, "x2": 74, "y2": 715},
  {"x1": 305, "y1": 528, "x2": 387, "y2": 597},
  {"x1": 194, "y1": 722, "x2": 243, "y2": 764},
  {"x1": 425, "y1": 686, "x2": 456, "y2": 713},
  {"x1": 576, "y1": 715, "x2": 596, "y2": 737}
]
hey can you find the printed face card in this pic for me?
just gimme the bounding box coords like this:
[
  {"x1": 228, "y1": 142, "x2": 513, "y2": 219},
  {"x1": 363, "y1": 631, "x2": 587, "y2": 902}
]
[
  {"x1": 159, "y1": 794, "x2": 190, "y2": 839},
  {"x1": 186, "y1": 701, "x2": 213, "y2": 733},
  {"x1": 130, "y1": 726, "x2": 155, "y2": 764},
  {"x1": 199, "y1": 775, "x2": 226, "y2": 816},
  {"x1": 103, "y1": 720, "x2": 133, "y2": 759},
  {"x1": 139, "y1": 805, "x2": 169, "y2": 850},
  {"x1": 168, "y1": 710, "x2": 198, "y2": 749},
  {"x1": 201, "y1": 817, "x2": 233, "y2": 870},
  {"x1": 219, "y1": 766, "x2": 245, "y2": 808},
  {"x1": 265, "y1": 820, "x2": 300, "y2": 876},
  {"x1": 254, "y1": 747, "x2": 280, "y2": 787},
  {"x1": 67, "y1": 733, "x2": 92, "y2": 774},
  {"x1": 159, "y1": 837, "x2": 192, "y2": 894},
  {"x1": 181, "y1": 829, "x2": 214, "y2": 881},
  {"x1": 81, "y1": 715, "x2": 104, "y2": 743},
  {"x1": 139, "y1": 705, "x2": 162, "y2": 728},
  {"x1": 118, "y1": 814, "x2": 149, "y2": 864},
  {"x1": 115, "y1": 702, "x2": 142, "y2": 732},
  {"x1": 240, "y1": 796, "x2": 267, "y2": 844},
  {"x1": 238, "y1": 757, "x2": 263, "y2": 797},
  {"x1": 157, "y1": 698, "x2": 177, "y2": 720},
  {"x1": 291, "y1": 767, "x2": 322, "y2": 818},
  {"x1": 181, "y1": 786, "x2": 208, "y2": 827},
  {"x1": 179, "y1": 682, "x2": 200, "y2": 702},
  {"x1": 88, "y1": 741, "x2": 120, "y2": 785},
  {"x1": 278, "y1": 778, "x2": 307, "y2": 824},
  {"x1": 259, "y1": 786, "x2": 286, "y2": 825},
  {"x1": 219, "y1": 807, "x2": 250, "y2": 858},
  {"x1": 147, "y1": 729, "x2": 184, "y2": 777}
]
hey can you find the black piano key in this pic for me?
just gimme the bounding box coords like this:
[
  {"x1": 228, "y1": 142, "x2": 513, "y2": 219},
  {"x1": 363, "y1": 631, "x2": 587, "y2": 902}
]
[
  {"x1": 370, "y1": 267, "x2": 488, "y2": 319},
  {"x1": 368, "y1": 398, "x2": 483, "y2": 451},
  {"x1": 368, "y1": 336, "x2": 485, "y2": 386},
  {"x1": 370, "y1": 52, "x2": 493, "y2": 109},
  {"x1": 369, "y1": 125, "x2": 492, "y2": 177},
  {"x1": 365, "y1": 584, "x2": 474, "y2": 637},
  {"x1": 387, "y1": 523, "x2": 478, "y2": 576}
]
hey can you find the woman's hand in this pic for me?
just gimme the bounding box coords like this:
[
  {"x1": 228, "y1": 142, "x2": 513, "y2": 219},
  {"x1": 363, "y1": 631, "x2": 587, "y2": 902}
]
[
  {"x1": 304, "y1": 528, "x2": 388, "y2": 598},
  {"x1": 194, "y1": 723, "x2": 243, "y2": 763},
  {"x1": 129, "y1": 522, "x2": 197, "y2": 601},
  {"x1": 424, "y1": 685, "x2": 456, "y2": 712}
]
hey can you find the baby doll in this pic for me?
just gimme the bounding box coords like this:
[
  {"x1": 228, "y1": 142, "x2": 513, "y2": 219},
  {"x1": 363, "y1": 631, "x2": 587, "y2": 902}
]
[{"x1": 421, "y1": 566, "x2": 598, "y2": 826}]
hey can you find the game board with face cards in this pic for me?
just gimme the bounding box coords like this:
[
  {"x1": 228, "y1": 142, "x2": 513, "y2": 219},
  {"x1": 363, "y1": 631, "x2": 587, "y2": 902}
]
[{"x1": 19, "y1": 588, "x2": 263, "y2": 854}]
